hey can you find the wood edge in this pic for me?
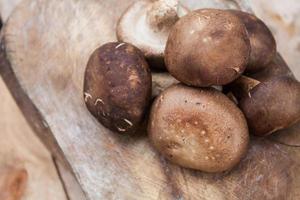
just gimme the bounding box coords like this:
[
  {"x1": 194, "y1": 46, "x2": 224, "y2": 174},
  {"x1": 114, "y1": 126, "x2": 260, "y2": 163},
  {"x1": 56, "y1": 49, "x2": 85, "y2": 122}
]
[
  {"x1": 0, "y1": 37, "x2": 88, "y2": 199},
  {"x1": 52, "y1": 157, "x2": 71, "y2": 200}
]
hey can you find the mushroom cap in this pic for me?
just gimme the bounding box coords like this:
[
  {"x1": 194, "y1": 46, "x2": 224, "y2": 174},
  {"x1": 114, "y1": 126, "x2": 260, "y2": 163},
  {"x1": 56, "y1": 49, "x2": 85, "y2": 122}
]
[
  {"x1": 117, "y1": 0, "x2": 178, "y2": 69},
  {"x1": 84, "y1": 42, "x2": 152, "y2": 134},
  {"x1": 229, "y1": 10, "x2": 276, "y2": 72},
  {"x1": 247, "y1": 53, "x2": 295, "y2": 82},
  {"x1": 148, "y1": 84, "x2": 249, "y2": 172},
  {"x1": 240, "y1": 76, "x2": 300, "y2": 136},
  {"x1": 165, "y1": 8, "x2": 250, "y2": 87}
]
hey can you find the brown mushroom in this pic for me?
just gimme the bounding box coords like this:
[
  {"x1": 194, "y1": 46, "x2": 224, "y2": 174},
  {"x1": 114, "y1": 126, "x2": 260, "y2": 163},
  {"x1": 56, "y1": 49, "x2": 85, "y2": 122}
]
[
  {"x1": 229, "y1": 10, "x2": 276, "y2": 72},
  {"x1": 117, "y1": 0, "x2": 188, "y2": 69},
  {"x1": 84, "y1": 42, "x2": 152, "y2": 134},
  {"x1": 148, "y1": 84, "x2": 249, "y2": 172},
  {"x1": 165, "y1": 8, "x2": 250, "y2": 87},
  {"x1": 228, "y1": 76, "x2": 300, "y2": 136},
  {"x1": 247, "y1": 53, "x2": 295, "y2": 82}
]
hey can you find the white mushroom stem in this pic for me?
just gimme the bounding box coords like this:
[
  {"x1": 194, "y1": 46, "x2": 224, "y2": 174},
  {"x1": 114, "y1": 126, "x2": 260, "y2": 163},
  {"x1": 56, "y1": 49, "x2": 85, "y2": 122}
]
[
  {"x1": 146, "y1": 0, "x2": 181, "y2": 32},
  {"x1": 151, "y1": 72, "x2": 179, "y2": 98},
  {"x1": 151, "y1": 73, "x2": 222, "y2": 98}
]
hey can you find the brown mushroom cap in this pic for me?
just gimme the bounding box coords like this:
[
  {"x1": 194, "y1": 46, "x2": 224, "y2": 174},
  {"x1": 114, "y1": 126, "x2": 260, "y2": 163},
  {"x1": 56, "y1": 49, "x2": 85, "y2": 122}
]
[
  {"x1": 84, "y1": 42, "x2": 152, "y2": 134},
  {"x1": 117, "y1": 0, "x2": 183, "y2": 69},
  {"x1": 165, "y1": 9, "x2": 250, "y2": 87},
  {"x1": 229, "y1": 10, "x2": 277, "y2": 72},
  {"x1": 247, "y1": 53, "x2": 295, "y2": 82},
  {"x1": 231, "y1": 76, "x2": 300, "y2": 136},
  {"x1": 148, "y1": 84, "x2": 249, "y2": 172}
]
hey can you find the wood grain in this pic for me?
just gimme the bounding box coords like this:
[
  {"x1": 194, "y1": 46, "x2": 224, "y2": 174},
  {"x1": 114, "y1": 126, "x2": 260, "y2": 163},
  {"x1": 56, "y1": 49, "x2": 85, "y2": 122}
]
[
  {"x1": 0, "y1": 0, "x2": 299, "y2": 199},
  {"x1": 0, "y1": 166, "x2": 28, "y2": 200},
  {"x1": 0, "y1": 77, "x2": 67, "y2": 200},
  {"x1": 0, "y1": 0, "x2": 21, "y2": 22}
]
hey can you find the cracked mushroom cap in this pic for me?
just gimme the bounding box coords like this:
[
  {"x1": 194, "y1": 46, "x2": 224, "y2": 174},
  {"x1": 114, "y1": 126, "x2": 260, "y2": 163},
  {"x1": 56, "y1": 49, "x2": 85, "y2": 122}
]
[
  {"x1": 117, "y1": 0, "x2": 182, "y2": 69},
  {"x1": 148, "y1": 84, "x2": 249, "y2": 172},
  {"x1": 84, "y1": 42, "x2": 152, "y2": 134},
  {"x1": 229, "y1": 10, "x2": 276, "y2": 72},
  {"x1": 165, "y1": 9, "x2": 250, "y2": 87},
  {"x1": 236, "y1": 76, "x2": 300, "y2": 136}
]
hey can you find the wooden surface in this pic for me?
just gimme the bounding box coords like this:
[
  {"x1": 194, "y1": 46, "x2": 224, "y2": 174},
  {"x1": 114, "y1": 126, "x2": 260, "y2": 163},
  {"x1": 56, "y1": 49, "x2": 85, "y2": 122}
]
[
  {"x1": 0, "y1": 0, "x2": 87, "y2": 199},
  {"x1": 0, "y1": 77, "x2": 67, "y2": 200},
  {"x1": 0, "y1": 0, "x2": 21, "y2": 21},
  {"x1": 0, "y1": 0, "x2": 299, "y2": 199}
]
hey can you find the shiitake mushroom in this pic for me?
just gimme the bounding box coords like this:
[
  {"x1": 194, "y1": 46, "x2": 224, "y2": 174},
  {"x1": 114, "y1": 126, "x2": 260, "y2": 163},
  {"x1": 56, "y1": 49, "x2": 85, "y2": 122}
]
[
  {"x1": 117, "y1": 0, "x2": 188, "y2": 69},
  {"x1": 148, "y1": 84, "x2": 249, "y2": 172},
  {"x1": 228, "y1": 76, "x2": 300, "y2": 136},
  {"x1": 83, "y1": 4, "x2": 297, "y2": 174},
  {"x1": 229, "y1": 10, "x2": 276, "y2": 72},
  {"x1": 84, "y1": 42, "x2": 152, "y2": 134},
  {"x1": 165, "y1": 8, "x2": 250, "y2": 87}
]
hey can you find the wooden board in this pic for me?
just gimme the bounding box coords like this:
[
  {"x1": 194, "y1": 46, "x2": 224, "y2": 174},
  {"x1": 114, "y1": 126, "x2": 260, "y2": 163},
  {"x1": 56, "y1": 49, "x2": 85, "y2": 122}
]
[
  {"x1": 0, "y1": 77, "x2": 67, "y2": 200},
  {"x1": 0, "y1": 1, "x2": 88, "y2": 199},
  {"x1": 0, "y1": 0, "x2": 299, "y2": 199},
  {"x1": 0, "y1": 0, "x2": 21, "y2": 22}
]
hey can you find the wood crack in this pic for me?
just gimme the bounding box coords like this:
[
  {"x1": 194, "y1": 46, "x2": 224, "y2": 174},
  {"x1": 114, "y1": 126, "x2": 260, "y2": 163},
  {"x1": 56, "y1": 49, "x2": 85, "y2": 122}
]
[
  {"x1": 0, "y1": 37, "x2": 88, "y2": 199},
  {"x1": 159, "y1": 156, "x2": 184, "y2": 200}
]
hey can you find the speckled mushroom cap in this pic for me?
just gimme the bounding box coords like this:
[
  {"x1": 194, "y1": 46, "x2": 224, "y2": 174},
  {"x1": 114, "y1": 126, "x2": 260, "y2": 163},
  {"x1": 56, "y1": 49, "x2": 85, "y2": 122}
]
[
  {"x1": 229, "y1": 10, "x2": 276, "y2": 72},
  {"x1": 165, "y1": 9, "x2": 250, "y2": 87},
  {"x1": 84, "y1": 42, "x2": 152, "y2": 134},
  {"x1": 148, "y1": 84, "x2": 249, "y2": 172},
  {"x1": 238, "y1": 76, "x2": 300, "y2": 136},
  {"x1": 117, "y1": 0, "x2": 183, "y2": 69}
]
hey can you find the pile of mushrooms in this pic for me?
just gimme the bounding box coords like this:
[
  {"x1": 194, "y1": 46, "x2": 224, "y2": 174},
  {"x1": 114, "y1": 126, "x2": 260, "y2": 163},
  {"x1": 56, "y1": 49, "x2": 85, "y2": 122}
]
[{"x1": 83, "y1": 0, "x2": 300, "y2": 173}]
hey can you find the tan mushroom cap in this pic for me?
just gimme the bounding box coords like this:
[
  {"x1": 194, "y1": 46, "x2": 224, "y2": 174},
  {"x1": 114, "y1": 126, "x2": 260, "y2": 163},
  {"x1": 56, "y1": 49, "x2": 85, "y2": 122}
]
[
  {"x1": 229, "y1": 10, "x2": 276, "y2": 72},
  {"x1": 148, "y1": 84, "x2": 249, "y2": 172},
  {"x1": 117, "y1": 0, "x2": 183, "y2": 69},
  {"x1": 238, "y1": 76, "x2": 300, "y2": 136},
  {"x1": 165, "y1": 9, "x2": 250, "y2": 87}
]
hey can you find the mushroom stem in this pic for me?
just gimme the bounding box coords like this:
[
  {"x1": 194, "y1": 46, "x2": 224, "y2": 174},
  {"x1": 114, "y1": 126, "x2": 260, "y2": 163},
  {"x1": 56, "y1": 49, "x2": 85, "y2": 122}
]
[
  {"x1": 151, "y1": 72, "x2": 179, "y2": 98},
  {"x1": 151, "y1": 72, "x2": 222, "y2": 99},
  {"x1": 229, "y1": 76, "x2": 260, "y2": 100},
  {"x1": 146, "y1": 0, "x2": 180, "y2": 32}
]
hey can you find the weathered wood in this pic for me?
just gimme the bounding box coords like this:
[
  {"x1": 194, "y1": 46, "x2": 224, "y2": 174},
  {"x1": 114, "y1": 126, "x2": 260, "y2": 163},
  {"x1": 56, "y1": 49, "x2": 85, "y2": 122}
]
[
  {"x1": 0, "y1": 78, "x2": 68, "y2": 200},
  {"x1": 0, "y1": 165, "x2": 27, "y2": 200},
  {"x1": 0, "y1": 1, "x2": 88, "y2": 199},
  {"x1": 0, "y1": 0, "x2": 299, "y2": 199},
  {"x1": 0, "y1": 0, "x2": 21, "y2": 22}
]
